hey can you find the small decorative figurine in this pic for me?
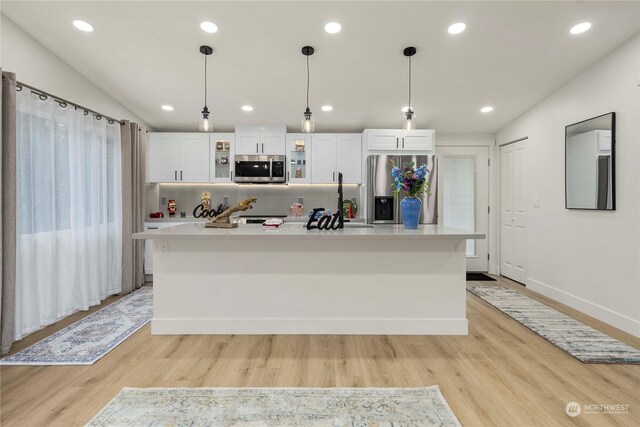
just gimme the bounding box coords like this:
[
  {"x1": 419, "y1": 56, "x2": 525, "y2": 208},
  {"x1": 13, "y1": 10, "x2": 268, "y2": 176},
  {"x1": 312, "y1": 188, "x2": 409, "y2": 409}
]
[
  {"x1": 216, "y1": 141, "x2": 224, "y2": 151},
  {"x1": 220, "y1": 156, "x2": 228, "y2": 164},
  {"x1": 295, "y1": 167, "x2": 302, "y2": 178},
  {"x1": 168, "y1": 199, "x2": 177, "y2": 217},
  {"x1": 223, "y1": 141, "x2": 230, "y2": 151},
  {"x1": 295, "y1": 139, "x2": 305, "y2": 152},
  {"x1": 201, "y1": 192, "x2": 211, "y2": 212},
  {"x1": 290, "y1": 202, "x2": 304, "y2": 217}
]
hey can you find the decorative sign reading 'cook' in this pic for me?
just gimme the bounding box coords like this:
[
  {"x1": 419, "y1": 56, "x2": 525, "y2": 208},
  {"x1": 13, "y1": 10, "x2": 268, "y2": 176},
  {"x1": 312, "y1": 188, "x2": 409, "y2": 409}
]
[
  {"x1": 306, "y1": 208, "x2": 344, "y2": 230},
  {"x1": 193, "y1": 203, "x2": 226, "y2": 219}
]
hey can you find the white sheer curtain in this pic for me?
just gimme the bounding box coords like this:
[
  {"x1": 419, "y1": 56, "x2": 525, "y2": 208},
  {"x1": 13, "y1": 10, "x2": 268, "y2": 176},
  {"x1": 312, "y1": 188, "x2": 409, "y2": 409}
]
[{"x1": 14, "y1": 89, "x2": 122, "y2": 340}]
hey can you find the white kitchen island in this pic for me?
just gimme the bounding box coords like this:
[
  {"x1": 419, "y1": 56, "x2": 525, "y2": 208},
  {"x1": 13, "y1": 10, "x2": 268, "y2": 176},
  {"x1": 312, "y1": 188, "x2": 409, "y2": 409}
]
[{"x1": 133, "y1": 223, "x2": 484, "y2": 335}]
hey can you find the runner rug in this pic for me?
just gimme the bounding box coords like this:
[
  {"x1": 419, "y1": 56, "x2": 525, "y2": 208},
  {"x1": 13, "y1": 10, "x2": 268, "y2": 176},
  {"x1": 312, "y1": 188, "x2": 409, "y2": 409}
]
[
  {"x1": 467, "y1": 284, "x2": 640, "y2": 364},
  {"x1": 87, "y1": 386, "x2": 461, "y2": 426},
  {"x1": 0, "y1": 286, "x2": 152, "y2": 366}
]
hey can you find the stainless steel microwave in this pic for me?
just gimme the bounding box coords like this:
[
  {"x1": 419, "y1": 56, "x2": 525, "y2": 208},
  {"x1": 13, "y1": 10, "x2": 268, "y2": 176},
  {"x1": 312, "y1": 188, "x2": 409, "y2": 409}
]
[{"x1": 234, "y1": 155, "x2": 286, "y2": 183}]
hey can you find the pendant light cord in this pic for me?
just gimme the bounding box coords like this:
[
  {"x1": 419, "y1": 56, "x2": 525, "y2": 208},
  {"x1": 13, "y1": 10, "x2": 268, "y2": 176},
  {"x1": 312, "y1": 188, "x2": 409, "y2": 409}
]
[
  {"x1": 408, "y1": 55, "x2": 412, "y2": 109},
  {"x1": 306, "y1": 55, "x2": 310, "y2": 109},
  {"x1": 204, "y1": 54, "x2": 208, "y2": 107}
]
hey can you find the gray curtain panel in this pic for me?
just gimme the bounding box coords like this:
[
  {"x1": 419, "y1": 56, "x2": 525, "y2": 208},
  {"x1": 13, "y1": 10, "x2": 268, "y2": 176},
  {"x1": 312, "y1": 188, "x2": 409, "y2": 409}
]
[
  {"x1": 1, "y1": 70, "x2": 17, "y2": 355},
  {"x1": 120, "y1": 121, "x2": 146, "y2": 294}
]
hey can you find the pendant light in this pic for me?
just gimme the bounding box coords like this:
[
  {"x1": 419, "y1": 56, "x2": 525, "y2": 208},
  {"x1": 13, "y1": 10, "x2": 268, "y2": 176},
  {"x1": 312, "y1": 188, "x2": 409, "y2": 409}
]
[
  {"x1": 199, "y1": 45, "x2": 214, "y2": 132},
  {"x1": 301, "y1": 46, "x2": 315, "y2": 133},
  {"x1": 402, "y1": 46, "x2": 417, "y2": 131}
]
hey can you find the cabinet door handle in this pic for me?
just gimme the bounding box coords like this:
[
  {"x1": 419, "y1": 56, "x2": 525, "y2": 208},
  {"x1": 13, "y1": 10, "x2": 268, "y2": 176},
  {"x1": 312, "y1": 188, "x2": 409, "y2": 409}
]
[
  {"x1": 230, "y1": 171, "x2": 234, "y2": 181},
  {"x1": 333, "y1": 171, "x2": 335, "y2": 182},
  {"x1": 256, "y1": 142, "x2": 259, "y2": 153},
  {"x1": 396, "y1": 137, "x2": 399, "y2": 149},
  {"x1": 402, "y1": 137, "x2": 405, "y2": 149},
  {"x1": 262, "y1": 143, "x2": 264, "y2": 153},
  {"x1": 174, "y1": 170, "x2": 177, "y2": 181},
  {"x1": 180, "y1": 170, "x2": 183, "y2": 181},
  {"x1": 287, "y1": 171, "x2": 290, "y2": 181}
]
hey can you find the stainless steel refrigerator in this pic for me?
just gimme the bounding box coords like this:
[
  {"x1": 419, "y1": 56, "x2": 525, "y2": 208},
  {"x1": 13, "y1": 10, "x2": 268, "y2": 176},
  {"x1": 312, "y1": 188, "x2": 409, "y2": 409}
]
[{"x1": 367, "y1": 154, "x2": 438, "y2": 224}]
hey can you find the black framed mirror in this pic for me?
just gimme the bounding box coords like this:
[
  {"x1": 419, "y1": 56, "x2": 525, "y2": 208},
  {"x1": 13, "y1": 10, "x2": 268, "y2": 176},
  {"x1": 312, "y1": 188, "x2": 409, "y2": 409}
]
[{"x1": 565, "y1": 112, "x2": 615, "y2": 210}]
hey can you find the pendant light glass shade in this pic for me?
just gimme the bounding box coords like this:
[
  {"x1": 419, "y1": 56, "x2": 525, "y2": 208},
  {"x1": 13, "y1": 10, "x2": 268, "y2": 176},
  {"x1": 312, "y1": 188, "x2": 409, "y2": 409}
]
[
  {"x1": 199, "y1": 106, "x2": 213, "y2": 132},
  {"x1": 301, "y1": 46, "x2": 315, "y2": 133},
  {"x1": 403, "y1": 47, "x2": 417, "y2": 130},
  {"x1": 199, "y1": 45, "x2": 214, "y2": 132},
  {"x1": 302, "y1": 107, "x2": 314, "y2": 133},
  {"x1": 402, "y1": 108, "x2": 416, "y2": 131}
]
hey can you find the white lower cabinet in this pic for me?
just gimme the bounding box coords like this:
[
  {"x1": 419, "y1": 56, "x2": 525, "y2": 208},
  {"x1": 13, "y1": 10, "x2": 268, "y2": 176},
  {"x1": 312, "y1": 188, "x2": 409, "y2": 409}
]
[
  {"x1": 144, "y1": 222, "x2": 187, "y2": 275},
  {"x1": 311, "y1": 134, "x2": 362, "y2": 184}
]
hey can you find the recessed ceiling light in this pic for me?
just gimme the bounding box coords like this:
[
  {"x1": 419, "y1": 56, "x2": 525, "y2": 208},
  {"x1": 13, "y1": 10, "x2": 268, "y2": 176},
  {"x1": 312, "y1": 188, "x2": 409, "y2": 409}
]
[
  {"x1": 161, "y1": 105, "x2": 174, "y2": 111},
  {"x1": 324, "y1": 22, "x2": 342, "y2": 34},
  {"x1": 570, "y1": 22, "x2": 591, "y2": 35},
  {"x1": 200, "y1": 21, "x2": 219, "y2": 33},
  {"x1": 480, "y1": 106, "x2": 494, "y2": 113},
  {"x1": 321, "y1": 105, "x2": 333, "y2": 112},
  {"x1": 448, "y1": 23, "x2": 466, "y2": 35},
  {"x1": 242, "y1": 105, "x2": 254, "y2": 112},
  {"x1": 73, "y1": 20, "x2": 94, "y2": 32}
]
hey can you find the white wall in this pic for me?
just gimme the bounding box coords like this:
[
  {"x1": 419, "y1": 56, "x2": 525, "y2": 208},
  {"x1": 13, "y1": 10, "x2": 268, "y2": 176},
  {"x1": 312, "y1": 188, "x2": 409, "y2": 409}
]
[
  {"x1": 496, "y1": 34, "x2": 640, "y2": 337},
  {"x1": 0, "y1": 15, "x2": 148, "y2": 127}
]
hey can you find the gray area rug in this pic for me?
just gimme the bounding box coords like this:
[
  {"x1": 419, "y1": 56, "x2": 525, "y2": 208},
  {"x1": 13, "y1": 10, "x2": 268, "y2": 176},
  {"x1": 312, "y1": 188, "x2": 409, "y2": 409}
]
[
  {"x1": 1, "y1": 287, "x2": 152, "y2": 365},
  {"x1": 467, "y1": 284, "x2": 640, "y2": 364},
  {"x1": 86, "y1": 386, "x2": 461, "y2": 427}
]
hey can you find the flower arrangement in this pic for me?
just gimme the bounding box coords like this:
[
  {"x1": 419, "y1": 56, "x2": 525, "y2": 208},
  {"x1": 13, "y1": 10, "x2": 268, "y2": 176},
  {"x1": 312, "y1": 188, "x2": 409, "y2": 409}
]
[{"x1": 390, "y1": 160, "x2": 430, "y2": 198}]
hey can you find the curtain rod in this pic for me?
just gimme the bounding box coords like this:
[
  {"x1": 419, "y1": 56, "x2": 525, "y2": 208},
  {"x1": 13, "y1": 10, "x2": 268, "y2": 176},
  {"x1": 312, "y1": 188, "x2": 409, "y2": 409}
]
[{"x1": 14, "y1": 80, "x2": 125, "y2": 125}]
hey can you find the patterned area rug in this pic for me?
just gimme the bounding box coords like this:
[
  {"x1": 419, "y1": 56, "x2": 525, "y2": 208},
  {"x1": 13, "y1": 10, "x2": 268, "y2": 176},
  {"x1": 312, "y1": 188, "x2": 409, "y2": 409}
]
[
  {"x1": 467, "y1": 284, "x2": 640, "y2": 364},
  {"x1": 1, "y1": 287, "x2": 152, "y2": 366},
  {"x1": 87, "y1": 387, "x2": 461, "y2": 427}
]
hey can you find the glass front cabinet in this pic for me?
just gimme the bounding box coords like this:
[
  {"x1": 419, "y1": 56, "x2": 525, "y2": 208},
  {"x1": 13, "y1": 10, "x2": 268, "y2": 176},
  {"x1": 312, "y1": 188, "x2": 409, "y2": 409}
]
[
  {"x1": 286, "y1": 134, "x2": 311, "y2": 183},
  {"x1": 210, "y1": 133, "x2": 235, "y2": 183}
]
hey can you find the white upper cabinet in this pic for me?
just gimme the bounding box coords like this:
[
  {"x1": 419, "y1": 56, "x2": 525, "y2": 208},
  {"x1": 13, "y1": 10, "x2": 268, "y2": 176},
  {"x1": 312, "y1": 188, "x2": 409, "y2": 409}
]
[
  {"x1": 235, "y1": 125, "x2": 286, "y2": 155},
  {"x1": 147, "y1": 133, "x2": 210, "y2": 183},
  {"x1": 210, "y1": 133, "x2": 235, "y2": 183},
  {"x1": 286, "y1": 134, "x2": 312, "y2": 183},
  {"x1": 311, "y1": 134, "x2": 362, "y2": 184},
  {"x1": 364, "y1": 129, "x2": 435, "y2": 152},
  {"x1": 311, "y1": 134, "x2": 338, "y2": 184},
  {"x1": 147, "y1": 133, "x2": 180, "y2": 182},
  {"x1": 179, "y1": 134, "x2": 211, "y2": 182},
  {"x1": 337, "y1": 134, "x2": 362, "y2": 184}
]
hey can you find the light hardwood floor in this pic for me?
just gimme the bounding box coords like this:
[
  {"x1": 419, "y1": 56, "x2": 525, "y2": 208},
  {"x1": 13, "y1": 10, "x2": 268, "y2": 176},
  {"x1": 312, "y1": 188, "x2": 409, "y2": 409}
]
[{"x1": 1, "y1": 276, "x2": 639, "y2": 426}]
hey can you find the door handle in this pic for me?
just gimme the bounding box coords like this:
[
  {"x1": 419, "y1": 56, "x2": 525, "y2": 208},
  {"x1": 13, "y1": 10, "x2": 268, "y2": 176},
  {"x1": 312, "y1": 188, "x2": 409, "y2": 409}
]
[
  {"x1": 256, "y1": 142, "x2": 259, "y2": 153},
  {"x1": 402, "y1": 137, "x2": 405, "y2": 149},
  {"x1": 262, "y1": 143, "x2": 264, "y2": 153},
  {"x1": 396, "y1": 137, "x2": 399, "y2": 149},
  {"x1": 174, "y1": 170, "x2": 177, "y2": 181},
  {"x1": 230, "y1": 171, "x2": 234, "y2": 181},
  {"x1": 180, "y1": 170, "x2": 183, "y2": 181},
  {"x1": 333, "y1": 171, "x2": 335, "y2": 182},
  {"x1": 287, "y1": 171, "x2": 290, "y2": 181}
]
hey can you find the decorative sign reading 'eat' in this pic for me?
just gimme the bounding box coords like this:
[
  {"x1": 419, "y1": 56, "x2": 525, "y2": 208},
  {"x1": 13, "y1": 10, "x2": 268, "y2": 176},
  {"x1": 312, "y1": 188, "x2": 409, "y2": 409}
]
[{"x1": 306, "y1": 208, "x2": 343, "y2": 230}]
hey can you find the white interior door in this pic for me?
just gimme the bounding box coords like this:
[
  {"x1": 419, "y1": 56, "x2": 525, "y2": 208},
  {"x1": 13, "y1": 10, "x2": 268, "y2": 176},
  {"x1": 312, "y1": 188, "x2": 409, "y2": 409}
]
[
  {"x1": 500, "y1": 140, "x2": 527, "y2": 284},
  {"x1": 436, "y1": 146, "x2": 489, "y2": 272}
]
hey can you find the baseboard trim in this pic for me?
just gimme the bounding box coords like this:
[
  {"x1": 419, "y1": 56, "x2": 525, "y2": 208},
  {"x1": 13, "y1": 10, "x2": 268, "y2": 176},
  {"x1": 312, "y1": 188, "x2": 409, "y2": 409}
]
[
  {"x1": 526, "y1": 277, "x2": 640, "y2": 337},
  {"x1": 151, "y1": 318, "x2": 468, "y2": 336}
]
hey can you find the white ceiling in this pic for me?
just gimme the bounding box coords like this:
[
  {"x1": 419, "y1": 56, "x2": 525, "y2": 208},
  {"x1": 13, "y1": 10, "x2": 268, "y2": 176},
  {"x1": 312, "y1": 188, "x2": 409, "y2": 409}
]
[{"x1": 2, "y1": 1, "x2": 639, "y2": 134}]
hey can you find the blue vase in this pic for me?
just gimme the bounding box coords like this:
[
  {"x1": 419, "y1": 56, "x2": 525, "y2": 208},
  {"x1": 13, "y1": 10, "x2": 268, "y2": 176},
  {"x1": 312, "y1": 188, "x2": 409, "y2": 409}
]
[{"x1": 401, "y1": 197, "x2": 422, "y2": 229}]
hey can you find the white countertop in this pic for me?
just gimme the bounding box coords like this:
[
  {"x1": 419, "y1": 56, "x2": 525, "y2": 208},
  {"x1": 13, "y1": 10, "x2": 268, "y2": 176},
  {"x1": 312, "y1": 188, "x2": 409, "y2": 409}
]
[{"x1": 134, "y1": 223, "x2": 485, "y2": 241}]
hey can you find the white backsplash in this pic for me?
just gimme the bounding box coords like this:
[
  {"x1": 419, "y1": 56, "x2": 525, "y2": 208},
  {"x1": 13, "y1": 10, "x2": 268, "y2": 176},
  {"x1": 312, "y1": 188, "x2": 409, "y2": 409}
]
[{"x1": 147, "y1": 184, "x2": 362, "y2": 218}]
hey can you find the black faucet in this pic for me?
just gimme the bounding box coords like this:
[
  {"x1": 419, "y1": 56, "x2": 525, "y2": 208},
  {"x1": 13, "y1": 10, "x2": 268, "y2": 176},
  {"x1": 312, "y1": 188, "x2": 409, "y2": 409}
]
[{"x1": 337, "y1": 172, "x2": 344, "y2": 229}]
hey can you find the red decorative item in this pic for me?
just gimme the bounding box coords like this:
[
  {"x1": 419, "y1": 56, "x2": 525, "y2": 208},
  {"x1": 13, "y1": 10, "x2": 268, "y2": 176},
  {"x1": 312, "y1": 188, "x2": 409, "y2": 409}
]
[
  {"x1": 149, "y1": 211, "x2": 164, "y2": 218},
  {"x1": 168, "y1": 200, "x2": 177, "y2": 217}
]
